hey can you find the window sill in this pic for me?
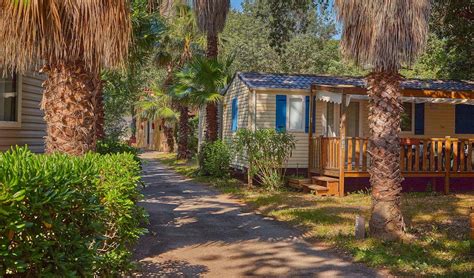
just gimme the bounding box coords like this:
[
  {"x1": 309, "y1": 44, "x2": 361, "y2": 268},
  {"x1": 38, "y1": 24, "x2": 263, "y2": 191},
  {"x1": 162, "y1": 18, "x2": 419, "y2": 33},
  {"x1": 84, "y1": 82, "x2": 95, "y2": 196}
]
[{"x1": 0, "y1": 121, "x2": 22, "y2": 129}]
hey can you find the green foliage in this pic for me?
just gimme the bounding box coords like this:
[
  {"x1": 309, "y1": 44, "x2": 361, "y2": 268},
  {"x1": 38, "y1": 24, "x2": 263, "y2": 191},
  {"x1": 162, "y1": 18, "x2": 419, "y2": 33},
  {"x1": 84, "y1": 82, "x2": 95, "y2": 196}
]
[
  {"x1": 220, "y1": 4, "x2": 364, "y2": 76},
  {"x1": 234, "y1": 129, "x2": 296, "y2": 190},
  {"x1": 136, "y1": 87, "x2": 179, "y2": 123},
  {"x1": 401, "y1": 35, "x2": 449, "y2": 79},
  {"x1": 96, "y1": 139, "x2": 140, "y2": 162},
  {"x1": 198, "y1": 140, "x2": 232, "y2": 178},
  {"x1": 429, "y1": 0, "x2": 473, "y2": 80},
  {"x1": 0, "y1": 147, "x2": 146, "y2": 276},
  {"x1": 171, "y1": 56, "x2": 234, "y2": 106},
  {"x1": 102, "y1": 0, "x2": 165, "y2": 139},
  {"x1": 251, "y1": 0, "x2": 332, "y2": 54}
]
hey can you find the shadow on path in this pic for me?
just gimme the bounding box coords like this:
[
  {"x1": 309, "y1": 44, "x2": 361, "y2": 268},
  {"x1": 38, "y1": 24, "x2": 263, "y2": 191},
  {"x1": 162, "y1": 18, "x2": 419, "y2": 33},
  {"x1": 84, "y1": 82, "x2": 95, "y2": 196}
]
[{"x1": 133, "y1": 152, "x2": 381, "y2": 277}]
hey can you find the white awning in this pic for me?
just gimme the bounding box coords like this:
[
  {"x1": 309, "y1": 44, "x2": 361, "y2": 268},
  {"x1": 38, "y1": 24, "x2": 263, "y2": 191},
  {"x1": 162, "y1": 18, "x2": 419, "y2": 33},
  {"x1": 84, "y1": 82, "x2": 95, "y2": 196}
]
[{"x1": 316, "y1": 92, "x2": 474, "y2": 106}]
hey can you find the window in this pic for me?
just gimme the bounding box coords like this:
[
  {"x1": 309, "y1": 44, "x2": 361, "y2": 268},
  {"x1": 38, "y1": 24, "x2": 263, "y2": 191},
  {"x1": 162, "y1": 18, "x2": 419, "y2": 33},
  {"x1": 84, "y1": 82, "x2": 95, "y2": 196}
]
[
  {"x1": 326, "y1": 102, "x2": 335, "y2": 136},
  {"x1": 288, "y1": 96, "x2": 304, "y2": 131},
  {"x1": 455, "y1": 104, "x2": 474, "y2": 134},
  {"x1": 401, "y1": 102, "x2": 413, "y2": 132},
  {"x1": 0, "y1": 73, "x2": 21, "y2": 127},
  {"x1": 231, "y1": 97, "x2": 238, "y2": 132}
]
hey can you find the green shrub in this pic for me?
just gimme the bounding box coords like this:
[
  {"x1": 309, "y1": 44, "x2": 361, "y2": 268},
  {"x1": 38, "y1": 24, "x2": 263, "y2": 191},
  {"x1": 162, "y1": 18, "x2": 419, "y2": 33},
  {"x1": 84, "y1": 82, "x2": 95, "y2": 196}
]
[
  {"x1": 198, "y1": 140, "x2": 231, "y2": 178},
  {"x1": 96, "y1": 138, "x2": 139, "y2": 162},
  {"x1": 234, "y1": 129, "x2": 296, "y2": 190},
  {"x1": 0, "y1": 147, "x2": 147, "y2": 276}
]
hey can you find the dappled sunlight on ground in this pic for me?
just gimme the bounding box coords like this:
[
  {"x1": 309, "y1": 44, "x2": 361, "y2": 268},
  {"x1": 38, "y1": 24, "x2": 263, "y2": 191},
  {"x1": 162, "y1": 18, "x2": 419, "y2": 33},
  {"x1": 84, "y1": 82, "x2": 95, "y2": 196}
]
[{"x1": 149, "y1": 152, "x2": 473, "y2": 276}]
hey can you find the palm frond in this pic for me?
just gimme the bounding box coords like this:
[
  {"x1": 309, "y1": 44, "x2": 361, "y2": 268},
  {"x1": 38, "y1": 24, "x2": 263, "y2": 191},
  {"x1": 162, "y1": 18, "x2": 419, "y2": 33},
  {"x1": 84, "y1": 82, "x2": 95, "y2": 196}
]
[
  {"x1": 334, "y1": 0, "x2": 431, "y2": 72},
  {"x1": 0, "y1": 0, "x2": 132, "y2": 75},
  {"x1": 171, "y1": 55, "x2": 232, "y2": 106},
  {"x1": 135, "y1": 89, "x2": 179, "y2": 122}
]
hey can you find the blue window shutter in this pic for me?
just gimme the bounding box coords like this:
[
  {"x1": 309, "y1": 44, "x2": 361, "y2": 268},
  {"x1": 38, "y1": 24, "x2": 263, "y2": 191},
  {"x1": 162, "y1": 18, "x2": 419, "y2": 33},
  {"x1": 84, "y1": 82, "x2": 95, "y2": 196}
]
[
  {"x1": 275, "y1": 95, "x2": 287, "y2": 132},
  {"x1": 305, "y1": 96, "x2": 310, "y2": 133},
  {"x1": 414, "y1": 103, "x2": 424, "y2": 135},
  {"x1": 231, "y1": 97, "x2": 238, "y2": 132},
  {"x1": 455, "y1": 104, "x2": 474, "y2": 134}
]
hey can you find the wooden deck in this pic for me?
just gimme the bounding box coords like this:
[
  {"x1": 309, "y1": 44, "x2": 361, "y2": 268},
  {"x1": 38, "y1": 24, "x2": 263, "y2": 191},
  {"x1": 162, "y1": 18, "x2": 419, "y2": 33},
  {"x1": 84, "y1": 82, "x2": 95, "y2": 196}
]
[{"x1": 309, "y1": 136, "x2": 474, "y2": 195}]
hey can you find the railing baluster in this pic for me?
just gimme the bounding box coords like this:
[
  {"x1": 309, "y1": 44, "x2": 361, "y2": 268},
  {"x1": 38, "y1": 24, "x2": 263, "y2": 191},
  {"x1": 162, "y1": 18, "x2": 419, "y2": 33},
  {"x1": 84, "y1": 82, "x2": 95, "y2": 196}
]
[
  {"x1": 453, "y1": 141, "x2": 458, "y2": 172},
  {"x1": 437, "y1": 140, "x2": 443, "y2": 172},
  {"x1": 460, "y1": 140, "x2": 465, "y2": 172},
  {"x1": 362, "y1": 140, "x2": 368, "y2": 171},
  {"x1": 422, "y1": 140, "x2": 428, "y2": 171},
  {"x1": 430, "y1": 141, "x2": 435, "y2": 171},
  {"x1": 407, "y1": 144, "x2": 413, "y2": 171},
  {"x1": 468, "y1": 141, "x2": 473, "y2": 171},
  {"x1": 400, "y1": 144, "x2": 406, "y2": 171},
  {"x1": 355, "y1": 138, "x2": 360, "y2": 171},
  {"x1": 414, "y1": 141, "x2": 420, "y2": 171},
  {"x1": 347, "y1": 138, "x2": 353, "y2": 171}
]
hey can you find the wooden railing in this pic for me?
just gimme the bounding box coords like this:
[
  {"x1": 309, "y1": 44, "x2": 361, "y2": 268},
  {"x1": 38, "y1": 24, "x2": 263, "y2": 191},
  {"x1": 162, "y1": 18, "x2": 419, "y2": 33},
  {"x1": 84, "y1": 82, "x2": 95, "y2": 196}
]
[{"x1": 310, "y1": 136, "x2": 474, "y2": 176}]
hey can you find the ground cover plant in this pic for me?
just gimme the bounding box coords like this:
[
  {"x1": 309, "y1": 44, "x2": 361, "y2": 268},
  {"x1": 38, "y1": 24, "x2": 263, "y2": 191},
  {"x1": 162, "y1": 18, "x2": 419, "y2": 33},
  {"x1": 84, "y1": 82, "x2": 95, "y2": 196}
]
[
  {"x1": 0, "y1": 147, "x2": 146, "y2": 276},
  {"x1": 155, "y1": 152, "x2": 474, "y2": 276}
]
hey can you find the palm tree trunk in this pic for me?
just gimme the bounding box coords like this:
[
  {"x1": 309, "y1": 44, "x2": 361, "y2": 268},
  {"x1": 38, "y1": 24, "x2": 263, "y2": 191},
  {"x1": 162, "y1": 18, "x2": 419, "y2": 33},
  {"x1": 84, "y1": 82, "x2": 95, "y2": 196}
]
[
  {"x1": 205, "y1": 103, "x2": 218, "y2": 142},
  {"x1": 162, "y1": 119, "x2": 175, "y2": 152},
  {"x1": 206, "y1": 33, "x2": 218, "y2": 58},
  {"x1": 95, "y1": 80, "x2": 105, "y2": 140},
  {"x1": 204, "y1": 33, "x2": 219, "y2": 142},
  {"x1": 41, "y1": 62, "x2": 100, "y2": 155},
  {"x1": 177, "y1": 104, "x2": 190, "y2": 159},
  {"x1": 367, "y1": 71, "x2": 406, "y2": 240}
]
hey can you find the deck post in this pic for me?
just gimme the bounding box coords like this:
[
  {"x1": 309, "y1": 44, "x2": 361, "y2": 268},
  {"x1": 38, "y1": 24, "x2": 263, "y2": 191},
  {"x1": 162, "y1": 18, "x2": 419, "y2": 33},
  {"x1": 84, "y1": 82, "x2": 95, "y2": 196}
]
[
  {"x1": 319, "y1": 135, "x2": 324, "y2": 174},
  {"x1": 338, "y1": 94, "x2": 347, "y2": 197},
  {"x1": 444, "y1": 136, "x2": 451, "y2": 194},
  {"x1": 308, "y1": 86, "x2": 315, "y2": 177}
]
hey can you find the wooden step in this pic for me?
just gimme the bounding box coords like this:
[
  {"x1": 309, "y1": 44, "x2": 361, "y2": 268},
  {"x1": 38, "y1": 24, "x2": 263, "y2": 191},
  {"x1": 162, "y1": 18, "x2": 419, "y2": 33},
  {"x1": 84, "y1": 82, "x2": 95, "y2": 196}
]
[
  {"x1": 312, "y1": 176, "x2": 339, "y2": 183},
  {"x1": 287, "y1": 178, "x2": 312, "y2": 191},
  {"x1": 302, "y1": 184, "x2": 330, "y2": 195},
  {"x1": 312, "y1": 176, "x2": 340, "y2": 196}
]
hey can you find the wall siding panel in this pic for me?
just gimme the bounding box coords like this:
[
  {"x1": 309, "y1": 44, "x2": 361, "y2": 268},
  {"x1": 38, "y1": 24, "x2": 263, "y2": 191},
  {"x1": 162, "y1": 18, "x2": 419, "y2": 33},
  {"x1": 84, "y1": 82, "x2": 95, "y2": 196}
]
[
  {"x1": 222, "y1": 77, "x2": 250, "y2": 168},
  {"x1": 0, "y1": 72, "x2": 46, "y2": 152}
]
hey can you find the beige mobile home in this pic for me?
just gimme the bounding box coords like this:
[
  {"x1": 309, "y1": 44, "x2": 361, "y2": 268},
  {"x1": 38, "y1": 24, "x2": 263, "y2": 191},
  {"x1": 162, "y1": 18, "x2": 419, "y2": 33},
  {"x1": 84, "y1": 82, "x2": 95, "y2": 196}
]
[
  {"x1": 222, "y1": 72, "x2": 474, "y2": 194},
  {"x1": 0, "y1": 72, "x2": 46, "y2": 152}
]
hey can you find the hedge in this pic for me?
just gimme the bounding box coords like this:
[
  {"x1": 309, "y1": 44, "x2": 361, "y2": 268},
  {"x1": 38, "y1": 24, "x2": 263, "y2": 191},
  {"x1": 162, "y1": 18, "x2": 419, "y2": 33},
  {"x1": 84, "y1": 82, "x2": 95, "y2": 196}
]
[{"x1": 0, "y1": 147, "x2": 147, "y2": 276}]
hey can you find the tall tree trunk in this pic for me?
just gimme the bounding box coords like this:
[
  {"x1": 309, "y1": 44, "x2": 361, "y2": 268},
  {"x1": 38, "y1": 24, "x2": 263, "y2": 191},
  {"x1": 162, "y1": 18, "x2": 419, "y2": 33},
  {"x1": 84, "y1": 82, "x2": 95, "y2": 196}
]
[
  {"x1": 206, "y1": 33, "x2": 218, "y2": 58},
  {"x1": 41, "y1": 62, "x2": 100, "y2": 155},
  {"x1": 162, "y1": 119, "x2": 175, "y2": 152},
  {"x1": 177, "y1": 104, "x2": 190, "y2": 159},
  {"x1": 95, "y1": 80, "x2": 105, "y2": 140},
  {"x1": 367, "y1": 71, "x2": 406, "y2": 240},
  {"x1": 205, "y1": 103, "x2": 218, "y2": 142},
  {"x1": 204, "y1": 33, "x2": 219, "y2": 142}
]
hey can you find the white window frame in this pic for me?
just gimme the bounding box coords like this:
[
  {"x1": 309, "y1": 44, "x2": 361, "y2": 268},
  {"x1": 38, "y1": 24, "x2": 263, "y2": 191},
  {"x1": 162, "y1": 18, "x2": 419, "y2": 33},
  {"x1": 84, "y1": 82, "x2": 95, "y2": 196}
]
[
  {"x1": 0, "y1": 74, "x2": 22, "y2": 129},
  {"x1": 401, "y1": 101, "x2": 414, "y2": 134},
  {"x1": 286, "y1": 95, "x2": 306, "y2": 132}
]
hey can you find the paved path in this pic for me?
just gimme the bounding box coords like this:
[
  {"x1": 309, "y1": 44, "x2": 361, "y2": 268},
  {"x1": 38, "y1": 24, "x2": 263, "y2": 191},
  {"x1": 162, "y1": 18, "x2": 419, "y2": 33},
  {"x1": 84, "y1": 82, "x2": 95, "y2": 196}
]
[{"x1": 133, "y1": 152, "x2": 380, "y2": 277}]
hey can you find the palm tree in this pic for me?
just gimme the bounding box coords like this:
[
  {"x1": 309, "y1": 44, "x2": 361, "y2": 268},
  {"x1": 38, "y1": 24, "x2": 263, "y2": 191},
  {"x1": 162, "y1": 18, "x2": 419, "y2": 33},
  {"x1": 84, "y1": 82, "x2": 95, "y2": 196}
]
[
  {"x1": 192, "y1": 0, "x2": 230, "y2": 141},
  {"x1": 136, "y1": 88, "x2": 179, "y2": 152},
  {"x1": 0, "y1": 0, "x2": 131, "y2": 155},
  {"x1": 154, "y1": 2, "x2": 204, "y2": 159},
  {"x1": 171, "y1": 56, "x2": 233, "y2": 142},
  {"x1": 334, "y1": 0, "x2": 431, "y2": 240}
]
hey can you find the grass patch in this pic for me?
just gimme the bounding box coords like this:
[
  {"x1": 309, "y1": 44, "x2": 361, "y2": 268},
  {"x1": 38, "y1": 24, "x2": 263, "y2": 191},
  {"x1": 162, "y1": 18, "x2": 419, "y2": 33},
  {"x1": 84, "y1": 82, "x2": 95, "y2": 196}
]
[{"x1": 154, "y1": 153, "x2": 474, "y2": 277}]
